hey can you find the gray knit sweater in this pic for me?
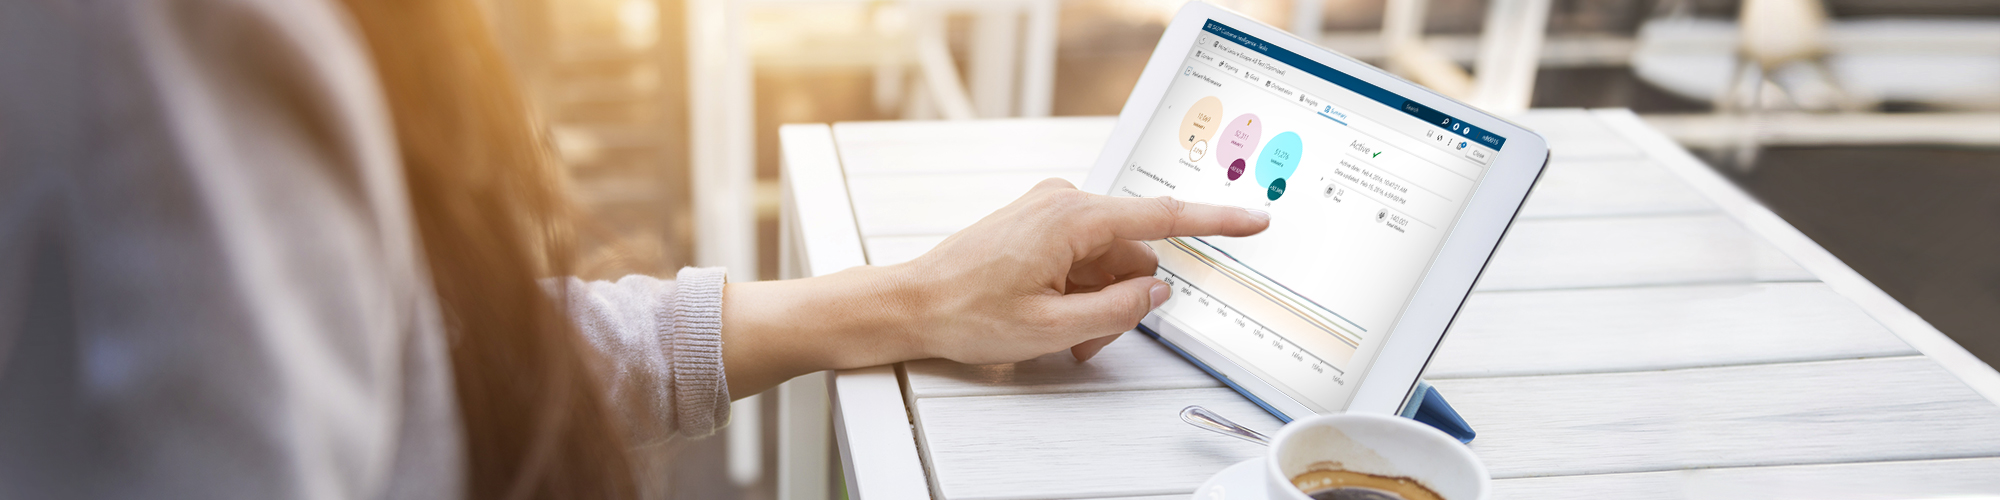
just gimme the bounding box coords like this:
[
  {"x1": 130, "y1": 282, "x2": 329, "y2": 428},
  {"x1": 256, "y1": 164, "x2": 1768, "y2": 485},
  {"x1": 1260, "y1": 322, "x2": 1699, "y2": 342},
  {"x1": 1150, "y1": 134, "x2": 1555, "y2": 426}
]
[{"x1": 0, "y1": 0, "x2": 729, "y2": 498}]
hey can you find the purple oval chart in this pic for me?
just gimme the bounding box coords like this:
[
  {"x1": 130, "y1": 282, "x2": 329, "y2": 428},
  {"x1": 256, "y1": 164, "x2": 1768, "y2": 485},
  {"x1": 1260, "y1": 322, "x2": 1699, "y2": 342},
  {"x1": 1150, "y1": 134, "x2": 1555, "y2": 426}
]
[{"x1": 1217, "y1": 113, "x2": 1261, "y2": 181}]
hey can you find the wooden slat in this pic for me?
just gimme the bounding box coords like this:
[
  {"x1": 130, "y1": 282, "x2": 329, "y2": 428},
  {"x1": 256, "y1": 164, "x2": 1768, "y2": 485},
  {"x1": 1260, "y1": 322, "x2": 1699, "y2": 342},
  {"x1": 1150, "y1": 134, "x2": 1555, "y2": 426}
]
[
  {"x1": 779, "y1": 123, "x2": 869, "y2": 277},
  {"x1": 915, "y1": 387, "x2": 1279, "y2": 500},
  {"x1": 848, "y1": 170, "x2": 1087, "y2": 237},
  {"x1": 1492, "y1": 457, "x2": 2000, "y2": 500},
  {"x1": 967, "y1": 456, "x2": 2000, "y2": 500},
  {"x1": 1515, "y1": 159, "x2": 1715, "y2": 219},
  {"x1": 1508, "y1": 109, "x2": 1645, "y2": 160},
  {"x1": 912, "y1": 358, "x2": 2000, "y2": 499},
  {"x1": 1428, "y1": 282, "x2": 1914, "y2": 379},
  {"x1": 1438, "y1": 357, "x2": 2000, "y2": 479},
  {"x1": 1476, "y1": 214, "x2": 1814, "y2": 291},
  {"x1": 830, "y1": 366, "x2": 931, "y2": 500},
  {"x1": 833, "y1": 117, "x2": 1117, "y2": 176},
  {"x1": 907, "y1": 283, "x2": 1913, "y2": 397},
  {"x1": 906, "y1": 332, "x2": 1221, "y2": 398}
]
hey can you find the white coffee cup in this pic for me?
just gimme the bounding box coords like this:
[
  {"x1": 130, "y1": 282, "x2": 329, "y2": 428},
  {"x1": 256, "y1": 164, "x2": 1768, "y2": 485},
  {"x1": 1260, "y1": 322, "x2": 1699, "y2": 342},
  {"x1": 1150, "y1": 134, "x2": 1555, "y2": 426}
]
[{"x1": 1263, "y1": 413, "x2": 1489, "y2": 500}]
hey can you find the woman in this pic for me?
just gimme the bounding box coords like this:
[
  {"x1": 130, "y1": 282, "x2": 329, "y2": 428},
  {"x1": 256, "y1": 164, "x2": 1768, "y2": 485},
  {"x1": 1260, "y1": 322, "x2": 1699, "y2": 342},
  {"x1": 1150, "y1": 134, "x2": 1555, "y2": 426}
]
[{"x1": 0, "y1": 0, "x2": 1268, "y2": 498}]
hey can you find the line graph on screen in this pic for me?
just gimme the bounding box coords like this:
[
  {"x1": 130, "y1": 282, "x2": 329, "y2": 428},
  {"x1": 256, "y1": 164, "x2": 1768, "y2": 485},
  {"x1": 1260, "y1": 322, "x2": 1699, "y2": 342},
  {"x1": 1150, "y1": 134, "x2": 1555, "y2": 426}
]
[{"x1": 1151, "y1": 237, "x2": 1365, "y2": 370}]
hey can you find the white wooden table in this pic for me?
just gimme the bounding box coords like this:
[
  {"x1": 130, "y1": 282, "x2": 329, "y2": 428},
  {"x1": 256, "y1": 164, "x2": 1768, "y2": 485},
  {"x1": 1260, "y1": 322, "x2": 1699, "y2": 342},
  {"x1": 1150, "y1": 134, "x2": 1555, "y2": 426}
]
[{"x1": 776, "y1": 109, "x2": 2000, "y2": 500}]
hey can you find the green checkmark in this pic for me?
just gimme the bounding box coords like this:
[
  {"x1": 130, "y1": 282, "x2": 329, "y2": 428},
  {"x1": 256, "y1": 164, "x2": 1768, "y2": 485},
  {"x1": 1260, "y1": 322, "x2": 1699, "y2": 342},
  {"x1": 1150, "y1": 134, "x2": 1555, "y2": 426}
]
[{"x1": 1372, "y1": 152, "x2": 1381, "y2": 158}]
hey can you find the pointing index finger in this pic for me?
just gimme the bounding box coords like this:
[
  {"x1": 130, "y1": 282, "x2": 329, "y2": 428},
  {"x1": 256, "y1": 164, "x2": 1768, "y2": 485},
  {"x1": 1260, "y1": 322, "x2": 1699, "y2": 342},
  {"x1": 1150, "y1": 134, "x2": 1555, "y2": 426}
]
[{"x1": 1085, "y1": 195, "x2": 1271, "y2": 242}]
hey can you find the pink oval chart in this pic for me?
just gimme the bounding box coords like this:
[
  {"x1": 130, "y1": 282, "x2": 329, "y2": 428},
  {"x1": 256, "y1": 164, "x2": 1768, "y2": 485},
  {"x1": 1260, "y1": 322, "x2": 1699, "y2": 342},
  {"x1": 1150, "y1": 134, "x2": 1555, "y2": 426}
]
[{"x1": 1217, "y1": 113, "x2": 1262, "y2": 181}]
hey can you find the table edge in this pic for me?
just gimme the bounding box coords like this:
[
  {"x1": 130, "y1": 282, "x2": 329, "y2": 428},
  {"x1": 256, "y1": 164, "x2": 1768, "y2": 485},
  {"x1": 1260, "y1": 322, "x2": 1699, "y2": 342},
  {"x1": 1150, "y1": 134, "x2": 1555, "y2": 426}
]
[{"x1": 781, "y1": 123, "x2": 934, "y2": 499}]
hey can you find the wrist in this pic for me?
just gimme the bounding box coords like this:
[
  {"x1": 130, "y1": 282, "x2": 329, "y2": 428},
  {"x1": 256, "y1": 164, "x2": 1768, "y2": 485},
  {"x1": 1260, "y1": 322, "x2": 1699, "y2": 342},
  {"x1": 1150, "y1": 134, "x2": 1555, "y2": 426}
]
[
  {"x1": 721, "y1": 263, "x2": 942, "y2": 396},
  {"x1": 827, "y1": 263, "x2": 939, "y2": 366}
]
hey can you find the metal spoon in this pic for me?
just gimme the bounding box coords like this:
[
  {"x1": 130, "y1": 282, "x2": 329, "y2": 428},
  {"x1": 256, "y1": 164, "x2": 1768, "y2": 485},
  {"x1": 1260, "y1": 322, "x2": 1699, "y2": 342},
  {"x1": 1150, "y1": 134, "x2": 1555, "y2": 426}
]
[{"x1": 1180, "y1": 405, "x2": 1271, "y2": 446}]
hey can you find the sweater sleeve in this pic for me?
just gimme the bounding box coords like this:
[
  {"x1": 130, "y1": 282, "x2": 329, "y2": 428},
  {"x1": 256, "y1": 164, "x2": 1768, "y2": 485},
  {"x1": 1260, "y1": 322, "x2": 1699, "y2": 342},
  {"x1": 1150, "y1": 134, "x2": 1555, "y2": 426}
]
[{"x1": 558, "y1": 267, "x2": 732, "y2": 445}]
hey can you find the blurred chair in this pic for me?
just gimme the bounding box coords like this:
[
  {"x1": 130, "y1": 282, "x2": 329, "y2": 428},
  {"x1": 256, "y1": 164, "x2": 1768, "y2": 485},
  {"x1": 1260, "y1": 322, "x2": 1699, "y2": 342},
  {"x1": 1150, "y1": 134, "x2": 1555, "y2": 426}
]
[
  {"x1": 1635, "y1": 13, "x2": 2000, "y2": 111},
  {"x1": 685, "y1": 0, "x2": 1061, "y2": 291},
  {"x1": 1631, "y1": 0, "x2": 2000, "y2": 168},
  {"x1": 1719, "y1": 0, "x2": 1851, "y2": 167},
  {"x1": 1726, "y1": 0, "x2": 1853, "y2": 112},
  {"x1": 1293, "y1": 0, "x2": 1554, "y2": 114},
  {"x1": 686, "y1": 2, "x2": 1059, "y2": 499},
  {"x1": 895, "y1": 0, "x2": 1059, "y2": 120}
]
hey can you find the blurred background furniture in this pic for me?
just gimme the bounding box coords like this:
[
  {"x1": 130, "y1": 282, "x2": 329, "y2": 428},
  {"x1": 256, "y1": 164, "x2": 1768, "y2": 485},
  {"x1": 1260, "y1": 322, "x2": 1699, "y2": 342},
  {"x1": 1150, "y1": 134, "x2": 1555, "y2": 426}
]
[
  {"x1": 1635, "y1": 1, "x2": 2000, "y2": 112},
  {"x1": 1630, "y1": 0, "x2": 2000, "y2": 169},
  {"x1": 686, "y1": 2, "x2": 1061, "y2": 497},
  {"x1": 784, "y1": 110, "x2": 2000, "y2": 499},
  {"x1": 1299, "y1": 0, "x2": 1555, "y2": 113}
]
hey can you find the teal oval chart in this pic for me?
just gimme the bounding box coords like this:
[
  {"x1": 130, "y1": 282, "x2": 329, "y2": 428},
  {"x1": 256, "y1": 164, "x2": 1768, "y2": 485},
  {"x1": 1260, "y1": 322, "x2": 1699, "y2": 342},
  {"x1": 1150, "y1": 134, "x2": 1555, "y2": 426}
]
[{"x1": 1254, "y1": 131, "x2": 1303, "y2": 199}]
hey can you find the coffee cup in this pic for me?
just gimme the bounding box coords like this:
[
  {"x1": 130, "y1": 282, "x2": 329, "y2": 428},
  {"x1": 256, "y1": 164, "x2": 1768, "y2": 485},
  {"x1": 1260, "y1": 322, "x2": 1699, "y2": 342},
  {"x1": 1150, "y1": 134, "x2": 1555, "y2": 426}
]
[{"x1": 1262, "y1": 413, "x2": 1489, "y2": 500}]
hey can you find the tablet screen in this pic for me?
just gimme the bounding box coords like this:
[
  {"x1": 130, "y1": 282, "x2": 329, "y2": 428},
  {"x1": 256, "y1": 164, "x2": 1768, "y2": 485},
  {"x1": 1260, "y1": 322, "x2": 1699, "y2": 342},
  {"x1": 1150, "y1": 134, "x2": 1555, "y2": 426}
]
[{"x1": 1111, "y1": 20, "x2": 1508, "y2": 412}]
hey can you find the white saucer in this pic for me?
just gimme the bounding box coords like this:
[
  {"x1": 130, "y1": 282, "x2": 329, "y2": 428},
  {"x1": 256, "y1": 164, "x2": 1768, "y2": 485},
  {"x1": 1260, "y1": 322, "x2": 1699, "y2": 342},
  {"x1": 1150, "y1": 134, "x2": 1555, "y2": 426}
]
[{"x1": 1193, "y1": 458, "x2": 1268, "y2": 500}]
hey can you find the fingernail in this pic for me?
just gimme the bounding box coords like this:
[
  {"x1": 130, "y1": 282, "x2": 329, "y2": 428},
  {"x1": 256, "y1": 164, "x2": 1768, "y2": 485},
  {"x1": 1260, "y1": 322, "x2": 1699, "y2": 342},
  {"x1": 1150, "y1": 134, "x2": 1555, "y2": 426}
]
[
  {"x1": 1149, "y1": 282, "x2": 1172, "y2": 308},
  {"x1": 1245, "y1": 209, "x2": 1271, "y2": 222}
]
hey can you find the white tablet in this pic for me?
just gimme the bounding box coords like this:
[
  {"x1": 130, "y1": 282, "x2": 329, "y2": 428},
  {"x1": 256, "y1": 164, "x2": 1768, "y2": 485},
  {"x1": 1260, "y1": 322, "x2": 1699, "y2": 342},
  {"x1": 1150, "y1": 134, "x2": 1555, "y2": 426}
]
[{"x1": 1081, "y1": 2, "x2": 1549, "y2": 422}]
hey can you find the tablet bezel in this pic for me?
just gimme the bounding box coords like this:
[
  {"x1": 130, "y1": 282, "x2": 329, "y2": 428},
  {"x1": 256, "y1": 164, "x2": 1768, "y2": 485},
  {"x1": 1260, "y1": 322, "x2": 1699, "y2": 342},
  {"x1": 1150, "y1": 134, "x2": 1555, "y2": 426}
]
[{"x1": 1081, "y1": 1, "x2": 1550, "y2": 421}]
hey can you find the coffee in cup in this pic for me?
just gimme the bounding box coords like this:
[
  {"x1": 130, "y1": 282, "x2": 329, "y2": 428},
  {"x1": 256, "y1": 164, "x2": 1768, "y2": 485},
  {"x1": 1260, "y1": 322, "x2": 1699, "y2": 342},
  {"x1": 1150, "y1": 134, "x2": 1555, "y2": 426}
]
[
  {"x1": 1263, "y1": 413, "x2": 1487, "y2": 500},
  {"x1": 1290, "y1": 467, "x2": 1442, "y2": 500}
]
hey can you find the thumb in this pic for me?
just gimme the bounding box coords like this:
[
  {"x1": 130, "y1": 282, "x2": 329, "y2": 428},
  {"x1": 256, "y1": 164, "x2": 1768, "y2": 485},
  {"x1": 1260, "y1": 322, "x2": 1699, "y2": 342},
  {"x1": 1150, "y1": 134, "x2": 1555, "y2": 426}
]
[
  {"x1": 1044, "y1": 277, "x2": 1172, "y2": 354},
  {"x1": 1070, "y1": 333, "x2": 1122, "y2": 362}
]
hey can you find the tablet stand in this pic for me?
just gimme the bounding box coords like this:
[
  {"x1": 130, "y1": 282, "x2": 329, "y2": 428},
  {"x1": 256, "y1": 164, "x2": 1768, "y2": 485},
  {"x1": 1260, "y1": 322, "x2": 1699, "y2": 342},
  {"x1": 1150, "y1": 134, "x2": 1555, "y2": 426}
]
[{"x1": 1400, "y1": 380, "x2": 1476, "y2": 443}]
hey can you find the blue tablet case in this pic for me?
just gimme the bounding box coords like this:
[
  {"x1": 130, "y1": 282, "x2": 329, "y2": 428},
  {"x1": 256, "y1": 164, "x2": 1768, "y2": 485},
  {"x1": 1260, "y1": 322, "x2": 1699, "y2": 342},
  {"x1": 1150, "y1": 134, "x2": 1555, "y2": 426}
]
[
  {"x1": 1140, "y1": 326, "x2": 1476, "y2": 443},
  {"x1": 1400, "y1": 380, "x2": 1476, "y2": 443}
]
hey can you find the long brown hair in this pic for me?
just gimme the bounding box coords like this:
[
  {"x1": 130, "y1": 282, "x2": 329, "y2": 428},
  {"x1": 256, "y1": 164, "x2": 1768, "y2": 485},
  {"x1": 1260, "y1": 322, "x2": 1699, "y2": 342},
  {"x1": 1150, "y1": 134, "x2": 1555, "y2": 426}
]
[{"x1": 334, "y1": 0, "x2": 636, "y2": 498}]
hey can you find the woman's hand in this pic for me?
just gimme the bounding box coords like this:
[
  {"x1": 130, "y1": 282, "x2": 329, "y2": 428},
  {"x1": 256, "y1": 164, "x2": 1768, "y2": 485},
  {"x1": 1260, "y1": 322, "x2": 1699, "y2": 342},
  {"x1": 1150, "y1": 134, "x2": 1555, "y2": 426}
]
[
  {"x1": 893, "y1": 179, "x2": 1269, "y2": 364},
  {"x1": 721, "y1": 179, "x2": 1268, "y2": 397}
]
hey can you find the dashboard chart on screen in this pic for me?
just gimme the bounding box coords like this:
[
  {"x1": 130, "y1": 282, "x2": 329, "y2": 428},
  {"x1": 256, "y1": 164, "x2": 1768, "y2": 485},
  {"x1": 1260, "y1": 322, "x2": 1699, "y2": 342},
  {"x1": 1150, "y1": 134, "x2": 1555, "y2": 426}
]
[{"x1": 1109, "y1": 20, "x2": 1506, "y2": 412}]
